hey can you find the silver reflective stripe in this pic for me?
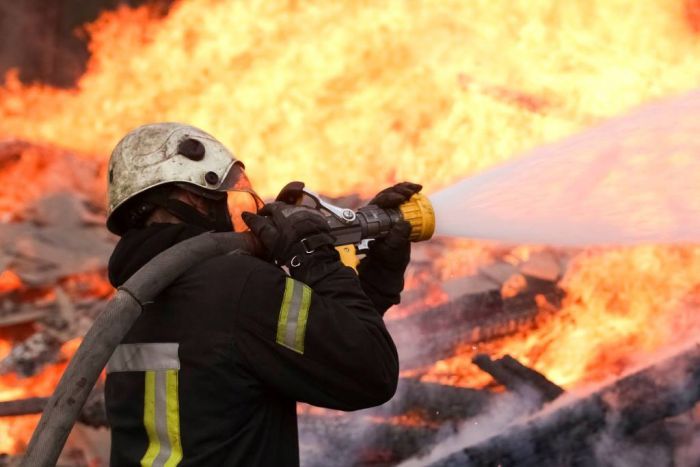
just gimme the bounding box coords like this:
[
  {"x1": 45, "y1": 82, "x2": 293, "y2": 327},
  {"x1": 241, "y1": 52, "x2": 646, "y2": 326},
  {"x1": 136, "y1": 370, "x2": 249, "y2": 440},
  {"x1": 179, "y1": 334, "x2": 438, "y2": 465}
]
[
  {"x1": 141, "y1": 370, "x2": 182, "y2": 467},
  {"x1": 107, "y1": 343, "x2": 180, "y2": 373},
  {"x1": 152, "y1": 371, "x2": 171, "y2": 467}
]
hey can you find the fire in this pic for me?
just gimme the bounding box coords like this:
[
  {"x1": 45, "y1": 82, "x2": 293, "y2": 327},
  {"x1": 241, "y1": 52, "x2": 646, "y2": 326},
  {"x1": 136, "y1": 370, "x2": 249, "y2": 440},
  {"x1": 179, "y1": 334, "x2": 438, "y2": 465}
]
[
  {"x1": 0, "y1": 142, "x2": 104, "y2": 221},
  {"x1": 0, "y1": 271, "x2": 22, "y2": 294},
  {"x1": 423, "y1": 245, "x2": 700, "y2": 388},
  {"x1": 3, "y1": 0, "x2": 700, "y2": 199},
  {"x1": 1, "y1": 0, "x2": 700, "y2": 457},
  {"x1": 0, "y1": 338, "x2": 81, "y2": 454}
]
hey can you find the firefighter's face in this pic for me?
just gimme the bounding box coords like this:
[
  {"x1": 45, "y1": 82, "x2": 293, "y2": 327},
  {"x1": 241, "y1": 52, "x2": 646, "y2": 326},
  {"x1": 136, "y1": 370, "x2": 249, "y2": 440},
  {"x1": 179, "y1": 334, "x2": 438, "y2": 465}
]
[
  {"x1": 227, "y1": 190, "x2": 264, "y2": 232},
  {"x1": 218, "y1": 164, "x2": 265, "y2": 232}
]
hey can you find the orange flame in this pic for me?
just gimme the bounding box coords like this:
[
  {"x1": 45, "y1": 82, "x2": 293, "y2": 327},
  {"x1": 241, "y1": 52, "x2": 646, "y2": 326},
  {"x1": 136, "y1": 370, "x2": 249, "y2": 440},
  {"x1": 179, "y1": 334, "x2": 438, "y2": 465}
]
[
  {"x1": 0, "y1": 271, "x2": 22, "y2": 294},
  {"x1": 1, "y1": 0, "x2": 700, "y2": 453},
  {"x1": 3, "y1": 1, "x2": 700, "y2": 198},
  {"x1": 0, "y1": 339, "x2": 82, "y2": 454},
  {"x1": 423, "y1": 245, "x2": 700, "y2": 388}
]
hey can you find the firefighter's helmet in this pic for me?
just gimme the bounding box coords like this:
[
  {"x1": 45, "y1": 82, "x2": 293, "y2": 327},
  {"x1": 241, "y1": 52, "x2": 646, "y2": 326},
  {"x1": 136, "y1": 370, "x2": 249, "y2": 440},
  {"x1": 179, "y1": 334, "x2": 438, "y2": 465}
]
[{"x1": 106, "y1": 122, "x2": 256, "y2": 235}]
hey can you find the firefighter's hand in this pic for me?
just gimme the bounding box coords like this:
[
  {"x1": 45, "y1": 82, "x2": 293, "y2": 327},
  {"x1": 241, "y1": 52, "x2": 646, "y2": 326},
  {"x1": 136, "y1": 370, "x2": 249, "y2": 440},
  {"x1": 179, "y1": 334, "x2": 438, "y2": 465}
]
[
  {"x1": 368, "y1": 182, "x2": 422, "y2": 209},
  {"x1": 365, "y1": 220, "x2": 412, "y2": 271},
  {"x1": 274, "y1": 181, "x2": 305, "y2": 204},
  {"x1": 365, "y1": 182, "x2": 422, "y2": 271},
  {"x1": 241, "y1": 201, "x2": 335, "y2": 267}
]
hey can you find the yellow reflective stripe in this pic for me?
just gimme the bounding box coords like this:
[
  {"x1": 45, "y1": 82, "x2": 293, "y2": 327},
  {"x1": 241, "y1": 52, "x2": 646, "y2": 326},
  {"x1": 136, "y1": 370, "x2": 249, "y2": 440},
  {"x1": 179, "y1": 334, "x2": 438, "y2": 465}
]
[
  {"x1": 164, "y1": 370, "x2": 183, "y2": 467},
  {"x1": 276, "y1": 277, "x2": 312, "y2": 354},
  {"x1": 141, "y1": 371, "x2": 160, "y2": 467},
  {"x1": 294, "y1": 285, "x2": 312, "y2": 353},
  {"x1": 140, "y1": 370, "x2": 182, "y2": 467},
  {"x1": 275, "y1": 277, "x2": 295, "y2": 346}
]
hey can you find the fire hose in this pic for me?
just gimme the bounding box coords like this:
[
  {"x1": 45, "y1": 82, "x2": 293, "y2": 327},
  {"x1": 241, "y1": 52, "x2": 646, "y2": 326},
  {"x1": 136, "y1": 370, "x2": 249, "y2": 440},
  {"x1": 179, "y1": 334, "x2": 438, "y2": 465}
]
[{"x1": 22, "y1": 191, "x2": 435, "y2": 466}]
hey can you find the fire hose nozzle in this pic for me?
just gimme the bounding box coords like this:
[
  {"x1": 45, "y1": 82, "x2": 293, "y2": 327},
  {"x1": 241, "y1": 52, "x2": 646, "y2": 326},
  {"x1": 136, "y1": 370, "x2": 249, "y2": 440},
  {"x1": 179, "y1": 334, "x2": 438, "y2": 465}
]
[
  {"x1": 298, "y1": 187, "x2": 436, "y2": 247},
  {"x1": 399, "y1": 192, "x2": 435, "y2": 242}
]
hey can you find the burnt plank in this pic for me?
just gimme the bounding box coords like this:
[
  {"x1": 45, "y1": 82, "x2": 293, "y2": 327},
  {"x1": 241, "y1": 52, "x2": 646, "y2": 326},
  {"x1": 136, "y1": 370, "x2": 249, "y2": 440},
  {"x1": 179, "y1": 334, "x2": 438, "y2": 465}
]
[
  {"x1": 389, "y1": 284, "x2": 564, "y2": 369},
  {"x1": 370, "y1": 379, "x2": 494, "y2": 422},
  {"x1": 299, "y1": 413, "x2": 452, "y2": 467},
  {"x1": 428, "y1": 342, "x2": 700, "y2": 466},
  {"x1": 0, "y1": 397, "x2": 46, "y2": 417},
  {"x1": 473, "y1": 354, "x2": 563, "y2": 402},
  {"x1": 0, "y1": 388, "x2": 106, "y2": 428}
]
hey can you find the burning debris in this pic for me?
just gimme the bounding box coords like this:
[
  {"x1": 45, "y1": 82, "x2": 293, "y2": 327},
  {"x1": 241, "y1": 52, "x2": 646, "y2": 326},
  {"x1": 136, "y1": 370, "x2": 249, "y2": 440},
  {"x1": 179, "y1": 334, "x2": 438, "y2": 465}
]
[
  {"x1": 0, "y1": 182, "x2": 114, "y2": 378},
  {"x1": 1, "y1": 169, "x2": 700, "y2": 465},
  {"x1": 0, "y1": 142, "x2": 115, "y2": 458},
  {"x1": 410, "y1": 342, "x2": 700, "y2": 466},
  {"x1": 2, "y1": 1, "x2": 700, "y2": 466}
]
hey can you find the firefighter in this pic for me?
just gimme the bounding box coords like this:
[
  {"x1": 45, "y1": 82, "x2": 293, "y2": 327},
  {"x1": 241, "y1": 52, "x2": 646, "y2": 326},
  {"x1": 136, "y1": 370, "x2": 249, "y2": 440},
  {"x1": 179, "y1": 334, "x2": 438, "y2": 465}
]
[{"x1": 104, "y1": 122, "x2": 420, "y2": 466}]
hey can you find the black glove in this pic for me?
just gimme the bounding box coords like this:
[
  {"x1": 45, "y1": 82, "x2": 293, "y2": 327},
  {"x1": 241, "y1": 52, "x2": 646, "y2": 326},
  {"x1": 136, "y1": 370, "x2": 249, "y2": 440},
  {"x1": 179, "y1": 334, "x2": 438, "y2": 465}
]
[
  {"x1": 241, "y1": 201, "x2": 336, "y2": 269},
  {"x1": 358, "y1": 182, "x2": 422, "y2": 314},
  {"x1": 368, "y1": 181, "x2": 422, "y2": 209},
  {"x1": 366, "y1": 181, "x2": 422, "y2": 270},
  {"x1": 274, "y1": 181, "x2": 305, "y2": 204},
  {"x1": 364, "y1": 220, "x2": 412, "y2": 272}
]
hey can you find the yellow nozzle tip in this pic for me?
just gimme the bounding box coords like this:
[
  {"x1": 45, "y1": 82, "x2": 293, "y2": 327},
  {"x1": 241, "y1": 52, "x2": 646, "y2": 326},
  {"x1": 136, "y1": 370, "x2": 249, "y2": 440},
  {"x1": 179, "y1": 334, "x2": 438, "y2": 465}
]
[{"x1": 399, "y1": 193, "x2": 435, "y2": 242}]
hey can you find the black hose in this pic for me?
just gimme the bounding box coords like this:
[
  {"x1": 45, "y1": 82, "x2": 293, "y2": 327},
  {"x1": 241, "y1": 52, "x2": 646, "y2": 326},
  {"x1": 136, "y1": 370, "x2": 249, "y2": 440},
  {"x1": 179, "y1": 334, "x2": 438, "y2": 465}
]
[{"x1": 21, "y1": 231, "x2": 260, "y2": 467}]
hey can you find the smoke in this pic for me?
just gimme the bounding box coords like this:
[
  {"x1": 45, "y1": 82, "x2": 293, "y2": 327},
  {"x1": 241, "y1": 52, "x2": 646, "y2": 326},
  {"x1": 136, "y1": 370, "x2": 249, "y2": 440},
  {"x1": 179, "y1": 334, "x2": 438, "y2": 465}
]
[
  {"x1": 591, "y1": 422, "x2": 672, "y2": 467},
  {"x1": 0, "y1": 1, "x2": 85, "y2": 87},
  {"x1": 397, "y1": 388, "x2": 544, "y2": 467},
  {"x1": 397, "y1": 340, "x2": 700, "y2": 467},
  {"x1": 0, "y1": 0, "x2": 173, "y2": 87},
  {"x1": 298, "y1": 406, "x2": 381, "y2": 467},
  {"x1": 673, "y1": 416, "x2": 700, "y2": 467}
]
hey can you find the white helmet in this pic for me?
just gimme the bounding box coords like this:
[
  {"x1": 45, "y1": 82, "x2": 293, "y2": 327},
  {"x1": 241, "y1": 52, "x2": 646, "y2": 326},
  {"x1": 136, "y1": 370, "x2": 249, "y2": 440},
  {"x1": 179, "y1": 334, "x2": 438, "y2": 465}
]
[{"x1": 107, "y1": 122, "x2": 258, "y2": 235}]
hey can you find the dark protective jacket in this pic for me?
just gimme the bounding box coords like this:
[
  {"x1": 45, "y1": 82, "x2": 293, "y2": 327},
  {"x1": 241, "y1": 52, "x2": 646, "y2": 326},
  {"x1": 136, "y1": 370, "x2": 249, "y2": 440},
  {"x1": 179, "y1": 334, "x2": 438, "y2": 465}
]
[{"x1": 105, "y1": 224, "x2": 400, "y2": 466}]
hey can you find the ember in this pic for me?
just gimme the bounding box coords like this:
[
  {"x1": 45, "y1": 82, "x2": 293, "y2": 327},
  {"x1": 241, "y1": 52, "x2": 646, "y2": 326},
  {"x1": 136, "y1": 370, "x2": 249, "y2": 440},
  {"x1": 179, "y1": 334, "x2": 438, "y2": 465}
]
[{"x1": 1, "y1": 0, "x2": 700, "y2": 465}]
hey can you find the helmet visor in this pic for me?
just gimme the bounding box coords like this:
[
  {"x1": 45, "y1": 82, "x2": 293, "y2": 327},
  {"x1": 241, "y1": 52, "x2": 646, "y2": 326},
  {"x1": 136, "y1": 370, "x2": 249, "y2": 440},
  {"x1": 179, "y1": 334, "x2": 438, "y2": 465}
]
[{"x1": 219, "y1": 163, "x2": 265, "y2": 232}]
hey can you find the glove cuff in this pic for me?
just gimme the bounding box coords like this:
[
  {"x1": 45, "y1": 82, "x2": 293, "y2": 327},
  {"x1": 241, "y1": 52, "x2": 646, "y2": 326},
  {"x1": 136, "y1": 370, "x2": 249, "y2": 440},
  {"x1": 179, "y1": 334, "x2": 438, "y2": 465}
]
[
  {"x1": 283, "y1": 232, "x2": 336, "y2": 268},
  {"x1": 289, "y1": 247, "x2": 343, "y2": 285}
]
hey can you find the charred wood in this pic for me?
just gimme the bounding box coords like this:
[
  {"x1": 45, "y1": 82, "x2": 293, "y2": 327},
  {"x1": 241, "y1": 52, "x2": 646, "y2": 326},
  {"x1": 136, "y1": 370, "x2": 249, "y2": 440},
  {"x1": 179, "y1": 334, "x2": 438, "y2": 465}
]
[
  {"x1": 299, "y1": 413, "x2": 453, "y2": 467},
  {"x1": 429, "y1": 342, "x2": 700, "y2": 466},
  {"x1": 0, "y1": 397, "x2": 46, "y2": 417},
  {"x1": 0, "y1": 140, "x2": 29, "y2": 166},
  {"x1": 473, "y1": 354, "x2": 564, "y2": 402},
  {"x1": 0, "y1": 389, "x2": 106, "y2": 428},
  {"x1": 0, "y1": 309, "x2": 48, "y2": 328},
  {"x1": 299, "y1": 377, "x2": 501, "y2": 464},
  {"x1": 0, "y1": 194, "x2": 114, "y2": 288},
  {"x1": 371, "y1": 379, "x2": 494, "y2": 423},
  {"x1": 0, "y1": 332, "x2": 62, "y2": 376},
  {"x1": 389, "y1": 284, "x2": 564, "y2": 369}
]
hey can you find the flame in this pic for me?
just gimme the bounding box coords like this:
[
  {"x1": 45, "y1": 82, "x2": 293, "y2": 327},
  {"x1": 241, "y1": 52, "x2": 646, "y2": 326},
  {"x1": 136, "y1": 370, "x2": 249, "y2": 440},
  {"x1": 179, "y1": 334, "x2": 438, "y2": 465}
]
[
  {"x1": 1, "y1": 0, "x2": 700, "y2": 454},
  {"x1": 60, "y1": 272, "x2": 115, "y2": 299},
  {"x1": 0, "y1": 143, "x2": 105, "y2": 221},
  {"x1": 0, "y1": 271, "x2": 22, "y2": 294},
  {"x1": 423, "y1": 245, "x2": 700, "y2": 388},
  {"x1": 0, "y1": 338, "x2": 81, "y2": 454},
  {"x1": 3, "y1": 0, "x2": 700, "y2": 199}
]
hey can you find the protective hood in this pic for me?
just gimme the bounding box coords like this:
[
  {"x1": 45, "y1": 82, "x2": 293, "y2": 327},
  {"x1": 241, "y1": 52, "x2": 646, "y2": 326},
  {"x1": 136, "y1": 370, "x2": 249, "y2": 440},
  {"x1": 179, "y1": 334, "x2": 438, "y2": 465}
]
[{"x1": 108, "y1": 223, "x2": 207, "y2": 287}]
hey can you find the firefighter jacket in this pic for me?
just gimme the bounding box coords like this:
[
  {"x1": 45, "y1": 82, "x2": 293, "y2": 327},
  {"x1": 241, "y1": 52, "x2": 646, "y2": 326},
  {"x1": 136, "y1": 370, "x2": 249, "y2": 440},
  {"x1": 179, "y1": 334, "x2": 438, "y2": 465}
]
[{"x1": 105, "y1": 223, "x2": 400, "y2": 466}]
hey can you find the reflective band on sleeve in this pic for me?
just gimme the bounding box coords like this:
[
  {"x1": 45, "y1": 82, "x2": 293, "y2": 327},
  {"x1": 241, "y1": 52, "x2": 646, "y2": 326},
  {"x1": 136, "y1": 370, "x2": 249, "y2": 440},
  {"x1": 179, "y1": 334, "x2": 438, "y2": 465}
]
[
  {"x1": 140, "y1": 370, "x2": 183, "y2": 467},
  {"x1": 275, "y1": 277, "x2": 312, "y2": 354},
  {"x1": 107, "y1": 343, "x2": 180, "y2": 373}
]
